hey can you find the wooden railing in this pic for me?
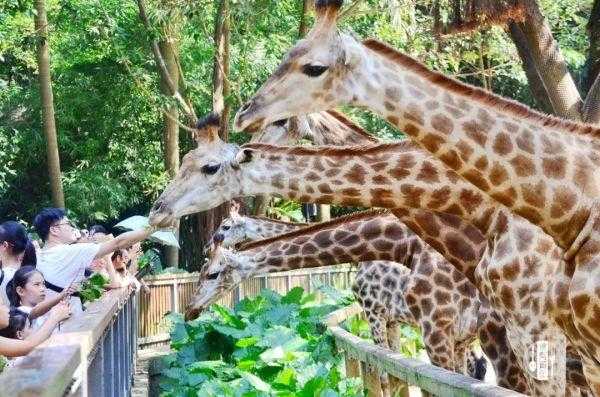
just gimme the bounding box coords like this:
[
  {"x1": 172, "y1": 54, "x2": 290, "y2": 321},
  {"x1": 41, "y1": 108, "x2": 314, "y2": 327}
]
[
  {"x1": 0, "y1": 288, "x2": 138, "y2": 397},
  {"x1": 138, "y1": 266, "x2": 356, "y2": 348},
  {"x1": 325, "y1": 304, "x2": 526, "y2": 397}
]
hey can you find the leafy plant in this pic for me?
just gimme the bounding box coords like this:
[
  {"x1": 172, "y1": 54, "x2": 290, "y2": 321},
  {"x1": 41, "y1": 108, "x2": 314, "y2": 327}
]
[
  {"x1": 158, "y1": 287, "x2": 364, "y2": 397},
  {"x1": 79, "y1": 273, "x2": 110, "y2": 304}
]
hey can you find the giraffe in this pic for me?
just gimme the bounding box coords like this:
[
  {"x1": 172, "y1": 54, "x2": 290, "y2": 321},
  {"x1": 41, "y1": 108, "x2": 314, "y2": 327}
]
[
  {"x1": 149, "y1": 113, "x2": 598, "y2": 394},
  {"x1": 202, "y1": 210, "x2": 492, "y2": 389},
  {"x1": 251, "y1": 109, "x2": 378, "y2": 146},
  {"x1": 212, "y1": 208, "x2": 545, "y2": 391},
  {"x1": 231, "y1": 1, "x2": 600, "y2": 392}
]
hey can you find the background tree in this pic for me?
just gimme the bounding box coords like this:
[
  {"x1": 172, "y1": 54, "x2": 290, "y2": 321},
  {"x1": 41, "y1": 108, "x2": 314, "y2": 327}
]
[{"x1": 34, "y1": 0, "x2": 64, "y2": 207}]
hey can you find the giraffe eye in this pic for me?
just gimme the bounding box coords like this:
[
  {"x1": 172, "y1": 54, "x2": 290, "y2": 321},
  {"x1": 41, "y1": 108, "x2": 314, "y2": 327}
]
[
  {"x1": 207, "y1": 272, "x2": 219, "y2": 280},
  {"x1": 201, "y1": 163, "x2": 220, "y2": 175},
  {"x1": 302, "y1": 64, "x2": 329, "y2": 77},
  {"x1": 222, "y1": 225, "x2": 231, "y2": 231}
]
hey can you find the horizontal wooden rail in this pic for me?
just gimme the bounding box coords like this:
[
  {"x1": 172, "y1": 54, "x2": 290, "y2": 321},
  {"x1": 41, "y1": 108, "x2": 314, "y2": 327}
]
[
  {"x1": 324, "y1": 305, "x2": 526, "y2": 397},
  {"x1": 0, "y1": 287, "x2": 138, "y2": 397}
]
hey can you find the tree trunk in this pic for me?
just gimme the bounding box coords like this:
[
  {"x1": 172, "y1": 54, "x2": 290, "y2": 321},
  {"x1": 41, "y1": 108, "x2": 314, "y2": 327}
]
[
  {"x1": 511, "y1": 0, "x2": 583, "y2": 119},
  {"x1": 507, "y1": 22, "x2": 554, "y2": 113},
  {"x1": 34, "y1": 0, "x2": 65, "y2": 208},
  {"x1": 159, "y1": 38, "x2": 180, "y2": 268},
  {"x1": 195, "y1": 0, "x2": 231, "y2": 257},
  {"x1": 583, "y1": 0, "x2": 600, "y2": 96},
  {"x1": 299, "y1": 0, "x2": 310, "y2": 38}
]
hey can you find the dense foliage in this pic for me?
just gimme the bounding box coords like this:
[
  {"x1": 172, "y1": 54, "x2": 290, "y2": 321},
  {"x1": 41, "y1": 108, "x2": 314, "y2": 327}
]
[
  {"x1": 159, "y1": 287, "x2": 363, "y2": 397},
  {"x1": 0, "y1": 0, "x2": 594, "y2": 268}
]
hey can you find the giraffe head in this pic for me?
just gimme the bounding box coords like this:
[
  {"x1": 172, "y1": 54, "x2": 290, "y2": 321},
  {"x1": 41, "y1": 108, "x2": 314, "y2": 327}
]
[
  {"x1": 234, "y1": 0, "x2": 366, "y2": 132},
  {"x1": 211, "y1": 202, "x2": 260, "y2": 248},
  {"x1": 149, "y1": 113, "x2": 255, "y2": 228},
  {"x1": 251, "y1": 110, "x2": 377, "y2": 146},
  {"x1": 185, "y1": 237, "x2": 256, "y2": 320}
]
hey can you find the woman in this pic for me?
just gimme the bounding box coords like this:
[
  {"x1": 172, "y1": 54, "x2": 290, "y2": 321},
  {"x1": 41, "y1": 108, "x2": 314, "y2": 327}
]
[{"x1": 0, "y1": 221, "x2": 36, "y2": 306}]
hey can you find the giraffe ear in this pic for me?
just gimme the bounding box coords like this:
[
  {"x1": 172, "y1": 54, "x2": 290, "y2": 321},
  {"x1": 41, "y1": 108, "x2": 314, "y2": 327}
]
[{"x1": 231, "y1": 148, "x2": 254, "y2": 168}]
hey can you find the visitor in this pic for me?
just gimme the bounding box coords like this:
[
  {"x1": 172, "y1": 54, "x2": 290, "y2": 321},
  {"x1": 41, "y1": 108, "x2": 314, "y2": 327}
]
[
  {"x1": 33, "y1": 208, "x2": 154, "y2": 315},
  {"x1": 0, "y1": 301, "x2": 70, "y2": 357},
  {"x1": 0, "y1": 221, "x2": 37, "y2": 306},
  {"x1": 0, "y1": 309, "x2": 29, "y2": 339},
  {"x1": 6, "y1": 266, "x2": 72, "y2": 330}
]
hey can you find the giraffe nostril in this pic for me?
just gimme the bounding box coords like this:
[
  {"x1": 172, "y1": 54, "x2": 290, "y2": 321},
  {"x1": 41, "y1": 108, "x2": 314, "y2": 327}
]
[
  {"x1": 213, "y1": 233, "x2": 225, "y2": 243},
  {"x1": 151, "y1": 200, "x2": 165, "y2": 213}
]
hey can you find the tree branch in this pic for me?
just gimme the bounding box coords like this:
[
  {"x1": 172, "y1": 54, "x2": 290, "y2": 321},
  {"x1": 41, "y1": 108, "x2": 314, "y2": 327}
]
[{"x1": 136, "y1": 0, "x2": 197, "y2": 122}]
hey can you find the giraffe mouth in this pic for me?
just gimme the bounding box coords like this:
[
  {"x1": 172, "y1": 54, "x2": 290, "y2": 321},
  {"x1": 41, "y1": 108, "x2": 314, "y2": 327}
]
[{"x1": 234, "y1": 100, "x2": 267, "y2": 132}]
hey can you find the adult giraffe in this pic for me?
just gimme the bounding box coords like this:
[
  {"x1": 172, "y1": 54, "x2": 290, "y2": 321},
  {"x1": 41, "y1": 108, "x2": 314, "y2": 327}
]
[
  {"x1": 150, "y1": 115, "x2": 580, "y2": 395},
  {"x1": 232, "y1": 0, "x2": 600, "y2": 393}
]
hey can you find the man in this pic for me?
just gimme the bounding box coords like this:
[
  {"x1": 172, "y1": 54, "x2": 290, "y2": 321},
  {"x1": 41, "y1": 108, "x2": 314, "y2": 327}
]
[{"x1": 33, "y1": 208, "x2": 153, "y2": 314}]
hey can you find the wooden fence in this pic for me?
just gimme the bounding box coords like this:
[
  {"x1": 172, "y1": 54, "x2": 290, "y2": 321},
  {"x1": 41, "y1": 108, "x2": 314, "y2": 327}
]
[
  {"x1": 325, "y1": 304, "x2": 525, "y2": 397},
  {"x1": 0, "y1": 288, "x2": 138, "y2": 397},
  {"x1": 138, "y1": 266, "x2": 357, "y2": 348}
]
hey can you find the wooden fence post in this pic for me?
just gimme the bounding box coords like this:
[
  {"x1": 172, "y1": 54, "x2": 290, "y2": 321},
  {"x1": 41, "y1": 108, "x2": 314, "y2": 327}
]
[{"x1": 362, "y1": 362, "x2": 383, "y2": 397}]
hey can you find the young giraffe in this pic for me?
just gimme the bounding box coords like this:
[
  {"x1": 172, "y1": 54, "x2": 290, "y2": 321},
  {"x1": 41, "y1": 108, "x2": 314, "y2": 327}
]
[
  {"x1": 214, "y1": 208, "x2": 553, "y2": 391},
  {"x1": 232, "y1": 1, "x2": 600, "y2": 392},
  {"x1": 202, "y1": 210, "x2": 490, "y2": 386},
  {"x1": 149, "y1": 116, "x2": 578, "y2": 395}
]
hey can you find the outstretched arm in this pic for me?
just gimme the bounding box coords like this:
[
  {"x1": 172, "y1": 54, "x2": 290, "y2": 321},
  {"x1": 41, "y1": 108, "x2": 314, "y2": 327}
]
[
  {"x1": 0, "y1": 302, "x2": 71, "y2": 358},
  {"x1": 95, "y1": 228, "x2": 154, "y2": 259}
]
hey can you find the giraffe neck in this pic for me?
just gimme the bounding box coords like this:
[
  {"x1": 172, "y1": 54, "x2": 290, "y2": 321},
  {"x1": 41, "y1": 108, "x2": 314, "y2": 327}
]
[
  {"x1": 239, "y1": 141, "x2": 500, "y2": 237},
  {"x1": 245, "y1": 216, "x2": 306, "y2": 239},
  {"x1": 350, "y1": 39, "x2": 600, "y2": 249},
  {"x1": 234, "y1": 210, "x2": 444, "y2": 274}
]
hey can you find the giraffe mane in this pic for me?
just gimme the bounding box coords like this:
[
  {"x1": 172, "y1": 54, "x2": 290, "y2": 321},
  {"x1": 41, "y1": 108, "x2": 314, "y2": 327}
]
[
  {"x1": 362, "y1": 39, "x2": 600, "y2": 139},
  {"x1": 243, "y1": 140, "x2": 414, "y2": 156},
  {"x1": 248, "y1": 216, "x2": 309, "y2": 227},
  {"x1": 324, "y1": 110, "x2": 379, "y2": 142},
  {"x1": 238, "y1": 209, "x2": 390, "y2": 251}
]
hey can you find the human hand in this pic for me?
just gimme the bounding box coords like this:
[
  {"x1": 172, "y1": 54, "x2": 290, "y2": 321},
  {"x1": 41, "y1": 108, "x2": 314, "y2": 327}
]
[
  {"x1": 49, "y1": 301, "x2": 72, "y2": 323},
  {"x1": 62, "y1": 282, "x2": 80, "y2": 297}
]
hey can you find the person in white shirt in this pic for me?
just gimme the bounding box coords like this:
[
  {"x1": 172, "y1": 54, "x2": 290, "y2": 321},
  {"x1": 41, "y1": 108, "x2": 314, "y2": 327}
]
[
  {"x1": 33, "y1": 208, "x2": 154, "y2": 315},
  {"x1": 0, "y1": 221, "x2": 37, "y2": 306}
]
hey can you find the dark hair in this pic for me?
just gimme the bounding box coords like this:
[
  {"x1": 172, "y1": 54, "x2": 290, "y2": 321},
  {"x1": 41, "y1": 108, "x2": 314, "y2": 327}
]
[
  {"x1": 21, "y1": 240, "x2": 37, "y2": 268},
  {"x1": 89, "y1": 225, "x2": 108, "y2": 235},
  {"x1": 0, "y1": 221, "x2": 30, "y2": 258},
  {"x1": 6, "y1": 266, "x2": 42, "y2": 307},
  {"x1": 111, "y1": 249, "x2": 127, "y2": 262},
  {"x1": 0, "y1": 308, "x2": 29, "y2": 339},
  {"x1": 33, "y1": 208, "x2": 66, "y2": 242}
]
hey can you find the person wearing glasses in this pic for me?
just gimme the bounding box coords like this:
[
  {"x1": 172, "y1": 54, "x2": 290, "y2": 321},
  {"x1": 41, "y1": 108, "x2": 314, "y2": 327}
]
[{"x1": 33, "y1": 208, "x2": 154, "y2": 315}]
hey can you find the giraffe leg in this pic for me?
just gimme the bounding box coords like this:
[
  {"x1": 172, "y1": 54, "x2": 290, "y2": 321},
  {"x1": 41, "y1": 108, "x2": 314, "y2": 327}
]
[
  {"x1": 387, "y1": 322, "x2": 409, "y2": 397},
  {"x1": 580, "y1": 355, "x2": 600, "y2": 397},
  {"x1": 477, "y1": 308, "x2": 530, "y2": 393},
  {"x1": 365, "y1": 313, "x2": 390, "y2": 397},
  {"x1": 422, "y1": 324, "x2": 455, "y2": 397}
]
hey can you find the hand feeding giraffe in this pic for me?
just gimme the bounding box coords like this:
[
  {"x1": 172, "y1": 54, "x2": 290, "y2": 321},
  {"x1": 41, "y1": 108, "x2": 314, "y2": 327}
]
[
  {"x1": 149, "y1": 115, "x2": 585, "y2": 395},
  {"x1": 203, "y1": 210, "x2": 491, "y2": 389},
  {"x1": 231, "y1": 0, "x2": 600, "y2": 393}
]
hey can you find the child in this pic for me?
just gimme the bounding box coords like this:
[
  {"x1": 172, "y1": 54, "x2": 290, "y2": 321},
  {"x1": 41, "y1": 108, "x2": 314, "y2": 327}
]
[
  {"x1": 0, "y1": 221, "x2": 37, "y2": 306},
  {"x1": 0, "y1": 309, "x2": 29, "y2": 339},
  {"x1": 6, "y1": 266, "x2": 73, "y2": 330},
  {"x1": 0, "y1": 301, "x2": 70, "y2": 358}
]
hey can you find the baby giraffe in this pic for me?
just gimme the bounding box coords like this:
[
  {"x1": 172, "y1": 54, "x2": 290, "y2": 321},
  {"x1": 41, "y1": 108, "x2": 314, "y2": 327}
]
[{"x1": 206, "y1": 209, "x2": 500, "y2": 392}]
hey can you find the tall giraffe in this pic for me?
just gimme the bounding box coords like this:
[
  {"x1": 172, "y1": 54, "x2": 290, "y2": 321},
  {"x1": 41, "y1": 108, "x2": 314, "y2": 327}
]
[
  {"x1": 231, "y1": 1, "x2": 600, "y2": 392},
  {"x1": 212, "y1": 208, "x2": 542, "y2": 391},
  {"x1": 149, "y1": 116, "x2": 578, "y2": 395},
  {"x1": 201, "y1": 211, "x2": 494, "y2": 387}
]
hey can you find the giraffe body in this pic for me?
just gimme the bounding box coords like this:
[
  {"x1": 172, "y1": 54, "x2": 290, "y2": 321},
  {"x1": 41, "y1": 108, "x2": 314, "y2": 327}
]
[
  {"x1": 150, "y1": 115, "x2": 587, "y2": 394},
  {"x1": 206, "y1": 210, "x2": 514, "y2": 389}
]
